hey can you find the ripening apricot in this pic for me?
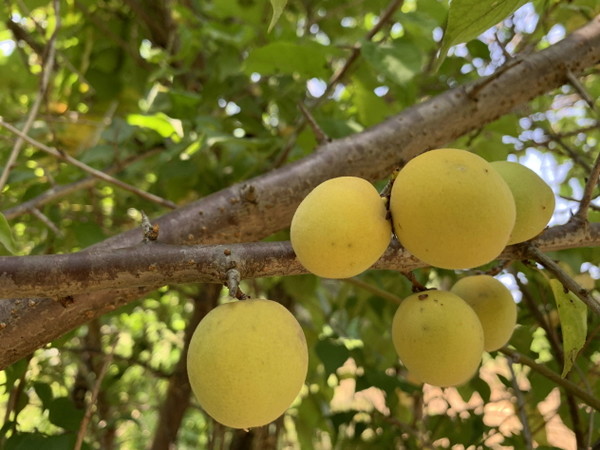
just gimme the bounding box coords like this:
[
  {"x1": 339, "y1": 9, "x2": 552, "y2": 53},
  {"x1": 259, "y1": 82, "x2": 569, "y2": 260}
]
[
  {"x1": 290, "y1": 176, "x2": 391, "y2": 278},
  {"x1": 187, "y1": 299, "x2": 308, "y2": 429},
  {"x1": 490, "y1": 161, "x2": 555, "y2": 244},
  {"x1": 391, "y1": 290, "x2": 484, "y2": 387},
  {"x1": 451, "y1": 275, "x2": 517, "y2": 351},
  {"x1": 389, "y1": 149, "x2": 516, "y2": 269}
]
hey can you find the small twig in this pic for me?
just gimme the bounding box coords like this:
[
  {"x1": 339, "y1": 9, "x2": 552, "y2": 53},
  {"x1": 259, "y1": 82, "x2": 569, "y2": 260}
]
[
  {"x1": 0, "y1": 118, "x2": 177, "y2": 209},
  {"x1": 2, "y1": 148, "x2": 163, "y2": 220},
  {"x1": 547, "y1": 133, "x2": 593, "y2": 172},
  {"x1": 479, "y1": 259, "x2": 512, "y2": 277},
  {"x1": 527, "y1": 244, "x2": 600, "y2": 316},
  {"x1": 30, "y1": 207, "x2": 64, "y2": 237},
  {"x1": 1, "y1": 354, "x2": 32, "y2": 434},
  {"x1": 500, "y1": 347, "x2": 600, "y2": 411},
  {"x1": 402, "y1": 271, "x2": 428, "y2": 293},
  {"x1": 323, "y1": 0, "x2": 404, "y2": 101},
  {"x1": 74, "y1": 339, "x2": 118, "y2": 450},
  {"x1": 494, "y1": 31, "x2": 513, "y2": 62},
  {"x1": 343, "y1": 277, "x2": 402, "y2": 304},
  {"x1": 507, "y1": 357, "x2": 534, "y2": 449},
  {"x1": 566, "y1": 70, "x2": 598, "y2": 112},
  {"x1": 0, "y1": 0, "x2": 60, "y2": 192},
  {"x1": 298, "y1": 102, "x2": 329, "y2": 145},
  {"x1": 141, "y1": 211, "x2": 160, "y2": 242},
  {"x1": 272, "y1": 0, "x2": 404, "y2": 167},
  {"x1": 559, "y1": 195, "x2": 600, "y2": 212},
  {"x1": 467, "y1": 57, "x2": 524, "y2": 100},
  {"x1": 572, "y1": 362, "x2": 596, "y2": 449},
  {"x1": 574, "y1": 150, "x2": 600, "y2": 222}
]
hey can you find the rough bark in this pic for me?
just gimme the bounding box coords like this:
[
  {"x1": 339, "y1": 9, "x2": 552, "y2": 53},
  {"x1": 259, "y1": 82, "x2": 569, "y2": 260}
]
[
  {"x1": 0, "y1": 221, "x2": 598, "y2": 299},
  {"x1": 0, "y1": 16, "x2": 600, "y2": 368}
]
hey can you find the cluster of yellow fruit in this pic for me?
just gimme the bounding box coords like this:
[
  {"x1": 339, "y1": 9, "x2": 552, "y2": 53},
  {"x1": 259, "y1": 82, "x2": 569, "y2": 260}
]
[
  {"x1": 289, "y1": 148, "x2": 554, "y2": 387},
  {"x1": 291, "y1": 148, "x2": 555, "y2": 276},
  {"x1": 392, "y1": 275, "x2": 517, "y2": 387}
]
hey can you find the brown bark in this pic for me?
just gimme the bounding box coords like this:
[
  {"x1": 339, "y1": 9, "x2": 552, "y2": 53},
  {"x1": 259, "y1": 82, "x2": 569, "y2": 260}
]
[
  {"x1": 1, "y1": 16, "x2": 600, "y2": 368},
  {"x1": 0, "y1": 221, "x2": 598, "y2": 299}
]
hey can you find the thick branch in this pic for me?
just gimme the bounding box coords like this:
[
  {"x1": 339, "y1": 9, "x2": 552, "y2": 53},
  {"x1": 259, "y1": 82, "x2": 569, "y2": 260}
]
[
  {"x1": 1, "y1": 16, "x2": 600, "y2": 368},
  {"x1": 0, "y1": 222, "x2": 598, "y2": 300}
]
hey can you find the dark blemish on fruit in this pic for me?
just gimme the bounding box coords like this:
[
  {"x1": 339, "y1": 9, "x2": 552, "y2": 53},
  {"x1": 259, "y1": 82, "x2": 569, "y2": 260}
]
[{"x1": 418, "y1": 294, "x2": 428, "y2": 300}]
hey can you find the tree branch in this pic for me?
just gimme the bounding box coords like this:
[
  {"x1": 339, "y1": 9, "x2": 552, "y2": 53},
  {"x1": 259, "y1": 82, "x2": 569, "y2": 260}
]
[
  {"x1": 0, "y1": 0, "x2": 60, "y2": 192},
  {"x1": 1, "y1": 16, "x2": 600, "y2": 368},
  {"x1": 574, "y1": 148, "x2": 600, "y2": 222},
  {"x1": 2, "y1": 148, "x2": 163, "y2": 220},
  {"x1": 500, "y1": 347, "x2": 600, "y2": 412},
  {"x1": 527, "y1": 243, "x2": 600, "y2": 316},
  {"x1": 0, "y1": 118, "x2": 177, "y2": 210},
  {"x1": 0, "y1": 221, "x2": 598, "y2": 300}
]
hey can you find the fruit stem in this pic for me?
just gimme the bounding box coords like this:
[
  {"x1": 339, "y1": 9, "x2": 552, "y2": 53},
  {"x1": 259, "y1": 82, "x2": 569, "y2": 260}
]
[
  {"x1": 402, "y1": 271, "x2": 428, "y2": 293},
  {"x1": 226, "y1": 268, "x2": 248, "y2": 300}
]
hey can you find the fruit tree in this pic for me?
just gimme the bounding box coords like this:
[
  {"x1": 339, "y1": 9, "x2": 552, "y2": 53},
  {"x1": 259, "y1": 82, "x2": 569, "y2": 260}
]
[{"x1": 0, "y1": 0, "x2": 599, "y2": 448}]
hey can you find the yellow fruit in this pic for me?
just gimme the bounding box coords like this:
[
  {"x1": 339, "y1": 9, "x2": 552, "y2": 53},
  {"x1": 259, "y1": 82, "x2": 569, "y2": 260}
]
[
  {"x1": 389, "y1": 149, "x2": 516, "y2": 269},
  {"x1": 391, "y1": 290, "x2": 484, "y2": 387},
  {"x1": 187, "y1": 299, "x2": 308, "y2": 429},
  {"x1": 490, "y1": 161, "x2": 555, "y2": 244},
  {"x1": 290, "y1": 176, "x2": 391, "y2": 278},
  {"x1": 450, "y1": 275, "x2": 517, "y2": 351}
]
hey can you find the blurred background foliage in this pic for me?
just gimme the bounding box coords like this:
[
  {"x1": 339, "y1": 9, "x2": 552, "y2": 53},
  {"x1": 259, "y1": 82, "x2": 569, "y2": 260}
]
[{"x1": 0, "y1": 0, "x2": 599, "y2": 448}]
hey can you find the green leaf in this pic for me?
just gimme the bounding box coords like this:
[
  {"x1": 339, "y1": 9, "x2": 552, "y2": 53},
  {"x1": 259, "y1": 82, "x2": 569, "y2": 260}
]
[
  {"x1": 48, "y1": 397, "x2": 84, "y2": 432},
  {"x1": 33, "y1": 382, "x2": 53, "y2": 410},
  {"x1": 72, "y1": 222, "x2": 107, "y2": 248},
  {"x1": 437, "y1": 0, "x2": 529, "y2": 69},
  {"x1": 353, "y1": 80, "x2": 391, "y2": 127},
  {"x1": 244, "y1": 42, "x2": 336, "y2": 79},
  {"x1": 127, "y1": 113, "x2": 183, "y2": 141},
  {"x1": 268, "y1": 0, "x2": 287, "y2": 32},
  {"x1": 549, "y1": 279, "x2": 587, "y2": 377},
  {"x1": 361, "y1": 39, "x2": 423, "y2": 85},
  {"x1": 0, "y1": 212, "x2": 17, "y2": 255},
  {"x1": 471, "y1": 138, "x2": 511, "y2": 162},
  {"x1": 315, "y1": 338, "x2": 350, "y2": 376}
]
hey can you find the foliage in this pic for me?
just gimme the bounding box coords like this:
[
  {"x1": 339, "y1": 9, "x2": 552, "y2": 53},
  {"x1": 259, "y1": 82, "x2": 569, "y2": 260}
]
[{"x1": 0, "y1": 0, "x2": 599, "y2": 449}]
